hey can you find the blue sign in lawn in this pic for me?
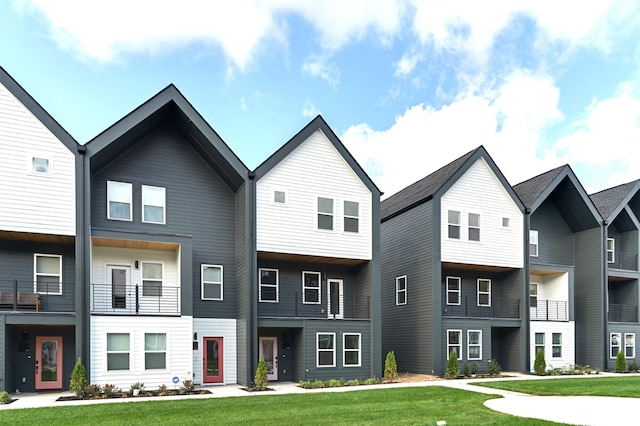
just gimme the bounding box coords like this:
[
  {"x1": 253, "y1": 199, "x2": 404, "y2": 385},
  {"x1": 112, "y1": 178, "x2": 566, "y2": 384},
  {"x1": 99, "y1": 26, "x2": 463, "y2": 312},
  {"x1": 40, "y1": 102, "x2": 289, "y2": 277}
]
[{"x1": 172, "y1": 376, "x2": 179, "y2": 384}]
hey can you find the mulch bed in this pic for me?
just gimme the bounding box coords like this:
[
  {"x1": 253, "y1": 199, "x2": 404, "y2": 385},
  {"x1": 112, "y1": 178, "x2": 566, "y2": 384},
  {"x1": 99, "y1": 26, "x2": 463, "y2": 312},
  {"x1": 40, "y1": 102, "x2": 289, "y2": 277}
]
[{"x1": 57, "y1": 389, "x2": 211, "y2": 401}]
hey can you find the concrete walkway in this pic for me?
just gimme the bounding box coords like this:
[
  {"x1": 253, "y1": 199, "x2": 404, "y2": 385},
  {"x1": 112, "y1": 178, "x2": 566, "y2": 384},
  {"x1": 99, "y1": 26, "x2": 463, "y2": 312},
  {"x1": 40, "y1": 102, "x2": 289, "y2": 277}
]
[{"x1": 0, "y1": 373, "x2": 637, "y2": 425}]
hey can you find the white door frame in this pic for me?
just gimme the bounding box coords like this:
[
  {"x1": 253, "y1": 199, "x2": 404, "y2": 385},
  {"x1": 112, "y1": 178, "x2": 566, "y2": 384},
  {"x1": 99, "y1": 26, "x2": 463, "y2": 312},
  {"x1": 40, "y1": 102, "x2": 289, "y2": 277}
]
[{"x1": 259, "y1": 336, "x2": 278, "y2": 381}]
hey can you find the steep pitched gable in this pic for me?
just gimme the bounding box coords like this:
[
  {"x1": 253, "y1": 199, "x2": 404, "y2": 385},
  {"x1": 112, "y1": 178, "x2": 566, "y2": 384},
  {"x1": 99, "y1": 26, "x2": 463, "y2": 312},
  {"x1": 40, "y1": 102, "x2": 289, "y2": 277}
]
[{"x1": 590, "y1": 180, "x2": 640, "y2": 222}]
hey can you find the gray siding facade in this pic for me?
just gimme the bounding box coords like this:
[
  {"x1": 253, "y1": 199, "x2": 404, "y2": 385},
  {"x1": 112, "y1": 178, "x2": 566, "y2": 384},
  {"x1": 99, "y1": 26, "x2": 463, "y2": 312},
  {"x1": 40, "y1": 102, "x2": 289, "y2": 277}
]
[{"x1": 531, "y1": 199, "x2": 575, "y2": 267}]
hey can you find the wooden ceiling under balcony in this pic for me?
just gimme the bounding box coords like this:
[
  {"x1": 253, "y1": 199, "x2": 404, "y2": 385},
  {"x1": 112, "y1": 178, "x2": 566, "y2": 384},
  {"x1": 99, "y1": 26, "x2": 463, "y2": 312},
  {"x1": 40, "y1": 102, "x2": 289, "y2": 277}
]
[
  {"x1": 92, "y1": 237, "x2": 179, "y2": 251},
  {"x1": 258, "y1": 251, "x2": 367, "y2": 266}
]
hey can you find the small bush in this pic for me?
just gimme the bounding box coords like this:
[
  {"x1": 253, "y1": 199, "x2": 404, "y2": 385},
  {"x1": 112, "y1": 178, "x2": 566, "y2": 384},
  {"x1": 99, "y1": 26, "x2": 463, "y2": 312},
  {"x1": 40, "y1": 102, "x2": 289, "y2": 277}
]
[
  {"x1": 549, "y1": 368, "x2": 561, "y2": 376},
  {"x1": 327, "y1": 378, "x2": 344, "y2": 387},
  {"x1": 363, "y1": 377, "x2": 381, "y2": 385},
  {"x1": 69, "y1": 358, "x2": 88, "y2": 396},
  {"x1": 384, "y1": 351, "x2": 398, "y2": 382},
  {"x1": 157, "y1": 384, "x2": 168, "y2": 396},
  {"x1": 487, "y1": 359, "x2": 501, "y2": 377},
  {"x1": 462, "y1": 361, "x2": 478, "y2": 377},
  {"x1": 181, "y1": 379, "x2": 195, "y2": 392},
  {"x1": 346, "y1": 379, "x2": 360, "y2": 386},
  {"x1": 298, "y1": 381, "x2": 311, "y2": 389},
  {"x1": 446, "y1": 352, "x2": 459, "y2": 379},
  {"x1": 534, "y1": 349, "x2": 546, "y2": 375},
  {"x1": 615, "y1": 350, "x2": 627, "y2": 373},
  {"x1": 254, "y1": 357, "x2": 269, "y2": 391},
  {"x1": 130, "y1": 382, "x2": 145, "y2": 393},
  {"x1": 628, "y1": 360, "x2": 638, "y2": 372},
  {"x1": 0, "y1": 391, "x2": 12, "y2": 404},
  {"x1": 310, "y1": 380, "x2": 325, "y2": 389},
  {"x1": 102, "y1": 384, "x2": 115, "y2": 397}
]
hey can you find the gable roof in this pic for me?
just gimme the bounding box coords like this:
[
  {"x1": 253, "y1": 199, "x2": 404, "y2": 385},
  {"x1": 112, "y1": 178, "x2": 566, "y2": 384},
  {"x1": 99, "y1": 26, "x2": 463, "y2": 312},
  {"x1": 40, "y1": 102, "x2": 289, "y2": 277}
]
[
  {"x1": 590, "y1": 179, "x2": 640, "y2": 223},
  {"x1": 84, "y1": 84, "x2": 248, "y2": 191},
  {"x1": 0, "y1": 66, "x2": 78, "y2": 153},
  {"x1": 513, "y1": 165, "x2": 601, "y2": 232},
  {"x1": 253, "y1": 115, "x2": 381, "y2": 196},
  {"x1": 381, "y1": 146, "x2": 522, "y2": 221}
]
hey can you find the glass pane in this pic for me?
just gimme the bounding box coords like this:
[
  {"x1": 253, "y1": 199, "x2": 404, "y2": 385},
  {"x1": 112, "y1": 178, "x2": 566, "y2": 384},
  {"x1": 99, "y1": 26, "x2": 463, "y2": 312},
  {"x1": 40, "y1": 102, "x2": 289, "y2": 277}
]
[
  {"x1": 448, "y1": 331, "x2": 460, "y2": 344},
  {"x1": 109, "y1": 201, "x2": 130, "y2": 219},
  {"x1": 552, "y1": 333, "x2": 562, "y2": 345},
  {"x1": 447, "y1": 279, "x2": 459, "y2": 291},
  {"x1": 37, "y1": 256, "x2": 60, "y2": 274},
  {"x1": 144, "y1": 205, "x2": 164, "y2": 223},
  {"x1": 318, "y1": 351, "x2": 333, "y2": 365},
  {"x1": 397, "y1": 291, "x2": 406, "y2": 304},
  {"x1": 143, "y1": 263, "x2": 162, "y2": 279},
  {"x1": 305, "y1": 273, "x2": 319, "y2": 287},
  {"x1": 206, "y1": 340, "x2": 219, "y2": 376},
  {"x1": 305, "y1": 288, "x2": 319, "y2": 303},
  {"x1": 479, "y1": 294, "x2": 490, "y2": 305},
  {"x1": 261, "y1": 340, "x2": 274, "y2": 373},
  {"x1": 396, "y1": 277, "x2": 406, "y2": 291},
  {"x1": 530, "y1": 284, "x2": 538, "y2": 296},
  {"x1": 345, "y1": 335, "x2": 359, "y2": 350},
  {"x1": 261, "y1": 286, "x2": 276, "y2": 301},
  {"x1": 468, "y1": 346, "x2": 480, "y2": 359},
  {"x1": 107, "y1": 333, "x2": 130, "y2": 351},
  {"x1": 344, "y1": 201, "x2": 359, "y2": 217},
  {"x1": 143, "y1": 186, "x2": 164, "y2": 205},
  {"x1": 448, "y1": 210, "x2": 460, "y2": 224},
  {"x1": 344, "y1": 217, "x2": 359, "y2": 232},
  {"x1": 468, "y1": 332, "x2": 480, "y2": 345},
  {"x1": 447, "y1": 292, "x2": 458, "y2": 304},
  {"x1": 626, "y1": 347, "x2": 634, "y2": 357},
  {"x1": 318, "y1": 197, "x2": 333, "y2": 214},
  {"x1": 143, "y1": 281, "x2": 162, "y2": 297},
  {"x1": 145, "y1": 352, "x2": 166, "y2": 369},
  {"x1": 345, "y1": 351, "x2": 359, "y2": 365},
  {"x1": 318, "y1": 214, "x2": 333, "y2": 230},
  {"x1": 318, "y1": 334, "x2": 334, "y2": 349},
  {"x1": 469, "y1": 227, "x2": 480, "y2": 241},
  {"x1": 107, "y1": 353, "x2": 129, "y2": 370},
  {"x1": 204, "y1": 266, "x2": 222, "y2": 283},
  {"x1": 535, "y1": 333, "x2": 545, "y2": 345},
  {"x1": 552, "y1": 346, "x2": 561, "y2": 357},
  {"x1": 145, "y1": 333, "x2": 166, "y2": 351},
  {"x1": 32, "y1": 157, "x2": 49, "y2": 173},
  {"x1": 478, "y1": 280, "x2": 490, "y2": 292},
  {"x1": 274, "y1": 191, "x2": 286, "y2": 203},
  {"x1": 37, "y1": 276, "x2": 58, "y2": 293},
  {"x1": 260, "y1": 269, "x2": 276, "y2": 285},
  {"x1": 109, "y1": 182, "x2": 131, "y2": 202},
  {"x1": 41, "y1": 340, "x2": 58, "y2": 382},
  {"x1": 448, "y1": 225, "x2": 460, "y2": 239},
  {"x1": 204, "y1": 283, "x2": 222, "y2": 299},
  {"x1": 469, "y1": 213, "x2": 480, "y2": 227}
]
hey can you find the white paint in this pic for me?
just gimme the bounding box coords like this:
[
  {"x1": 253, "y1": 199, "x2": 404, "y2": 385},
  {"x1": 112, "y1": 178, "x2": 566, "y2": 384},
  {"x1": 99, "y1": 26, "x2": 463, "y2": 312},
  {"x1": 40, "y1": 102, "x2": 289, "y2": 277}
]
[
  {"x1": 192, "y1": 318, "x2": 238, "y2": 385},
  {"x1": 530, "y1": 321, "x2": 575, "y2": 371}
]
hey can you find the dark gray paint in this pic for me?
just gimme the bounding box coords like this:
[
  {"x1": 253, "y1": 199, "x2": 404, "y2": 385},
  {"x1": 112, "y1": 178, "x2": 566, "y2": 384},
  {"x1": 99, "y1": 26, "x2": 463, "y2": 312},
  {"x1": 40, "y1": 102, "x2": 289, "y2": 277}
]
[
  {"x1": 441, "y1": 319, "x2": 492, "y2": 373},
  {"x1": 606, "y1": 324, "x2": 640, "y2": 370},
  {"x1": 531, "y1": 199, "x2": 575, "y2": 266}
]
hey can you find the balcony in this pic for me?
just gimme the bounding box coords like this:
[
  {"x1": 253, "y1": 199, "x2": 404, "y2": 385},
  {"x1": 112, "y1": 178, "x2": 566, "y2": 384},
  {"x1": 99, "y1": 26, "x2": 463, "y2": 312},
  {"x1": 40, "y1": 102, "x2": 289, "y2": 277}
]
[
  {"x1": 608, "y1": 303, "x2": 638, "y2": 323},
  {"x1": 608, "y1": 251, "x2": 638, "y2": 271},
  {"x1": 91, "y1": 283, "x2": 181, "y2": 316},
  {"x1": 530, "y1": 300, "x2": 568, "y2": 321},
  {"x1": 442, "y1": 296, "x2": 520, "y2": 319},
  {"x1": 258, "y1": 292, "x2": 370, "y2": 320},
  {"x1": 0, "y1": 280, "x2": 75, "y2": 314}
]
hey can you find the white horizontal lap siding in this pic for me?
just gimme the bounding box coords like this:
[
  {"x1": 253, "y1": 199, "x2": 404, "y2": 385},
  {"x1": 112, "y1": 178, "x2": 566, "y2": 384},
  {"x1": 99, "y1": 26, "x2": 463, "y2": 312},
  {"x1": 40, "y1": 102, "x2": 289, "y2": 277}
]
[
  {"x1": 441, "y1": 158, "x2": 523, "y2": 268},
  {"x1": 530, "y1": 321, "x2": 575, "y2": 371},
  {"x1": 192, "y1": 318, "x2": 237, "y2": 385},
  {"x1": 542, "y1": 273, "x2": 569, "y2": 302},
  {"x1": 0, "y1": 83, "x2": 75, "y2": 235},
  {"x1": 90, "y1": 315, "x2": 193, "y2": 389},
  {"x1": 257, "y1": 130, "x2": 372, "y2": 259}
]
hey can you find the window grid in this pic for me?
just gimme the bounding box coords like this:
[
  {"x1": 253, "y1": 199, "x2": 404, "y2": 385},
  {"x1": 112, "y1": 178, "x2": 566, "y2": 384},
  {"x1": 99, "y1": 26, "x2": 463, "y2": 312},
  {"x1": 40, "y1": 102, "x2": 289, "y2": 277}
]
[
  {"x1": 447, "y1": 330, "x2": 462, "y2": 360},
  {"x1": 344, "y1": 201, "x2": 359, "y2": 233},
  {"x1": 396, "y1": 276, "x2": 407, "y2": 306},
  {"x1": 303, "y1": 271, "x2": 321, "y2": 304},
  {"x1": 259, "y1": 268, "x2": 279, "y2": 302},
  {"x1": 467, "y1": 330, "x2": 482, "y2": 360},
  {"x1": 446, "y1": 277, "x2": 461, "y2": 305},
  {"x1": 142, "y1": 185, "x2": 166, "y2": 224},
  {"x1": 107, "y1": 181, "x2": 132, "y2": 221},
  {"x1": 448, "y1": 210, "x2": 460, "y2": 239},
  {"x1": 317, "y1": 333, "x2": 336, "y2": 367},
  {"x1": 530, "y1": 230, "x2": 539, "y2": 257},
  {"x1": 611, "y1": 333, "x2": 621, "y2": 358},
  {"x1": 625, "y1": 333, "x2": 635, "y2": 359},
  {"x1": 468, "y1": 213, "x2": 480, "y2": 241},
  {"x1": 34, "y1": 253, "x2": 62, "y2": 295},
  {"x1": 607, "y1": 238, "x2": 615, "y2": 263},
  {"x1": 343, "y1": 333, "x2": 361, "y2": 367},
  {"x1": 144, "y1": 333, "x2": 167, "y2": 370},
  {"x1": 142, "y1": 262, "x2": 163, "y2": 297},
  {"x1": 477, "y1": 279, "x2": 491, "y2": 307},
  {"x1": 107, "y1": 333, "x2": 130, "y2": 371},
  {"x1": 552, "y1": 333, "x2": 562, "y2": 358},
  {"x1": 201, "y1": 265, "x2": 223, "y2": 301},
  {"x1": 317, "y1": 197, "x2": 334, "y2": 230}
]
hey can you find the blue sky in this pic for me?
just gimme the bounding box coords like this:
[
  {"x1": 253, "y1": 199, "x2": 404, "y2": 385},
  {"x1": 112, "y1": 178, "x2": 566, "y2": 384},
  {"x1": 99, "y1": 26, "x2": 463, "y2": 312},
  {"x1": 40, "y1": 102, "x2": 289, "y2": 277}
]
[{"x1": 2, "y1": 1, "x2": 640, "y2": 198}]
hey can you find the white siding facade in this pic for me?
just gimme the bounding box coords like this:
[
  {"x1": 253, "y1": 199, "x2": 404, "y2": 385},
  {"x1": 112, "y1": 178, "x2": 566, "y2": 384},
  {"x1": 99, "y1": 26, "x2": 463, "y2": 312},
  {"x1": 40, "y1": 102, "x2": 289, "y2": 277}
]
[
  {"x1": 0, "y1": 82, "x2": 75, "y2": 235},
  {"x1": 441, "y1": 158, "x2": 523, "y2": 268},
  {"x1": 530, "y1": 321, "x2": 575, "y2": 371},
  {"x1": 257, "y1": 130, "x2": 372, "y2": 259},
  {"x1": 192, "y1": 318, "x2": 238, "y2": 385}
]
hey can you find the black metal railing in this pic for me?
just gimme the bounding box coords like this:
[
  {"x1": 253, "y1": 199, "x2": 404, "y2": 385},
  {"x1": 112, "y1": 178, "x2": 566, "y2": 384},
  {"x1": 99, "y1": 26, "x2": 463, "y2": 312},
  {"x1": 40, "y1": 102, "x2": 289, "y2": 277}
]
[
  {"x1": 608, "y1": 303, "x2": 638, "y2": 323},
  {"x1": 608, "y1": 251, "x2": 638, "y2": 271},
  {"x1": 0, "y1": 279, "x2": 75, "y2": 313},
  {"x1": 442, "y1": 296, "x2": 520, "y2": 319},
  {"x1": 91, "y1": 283, "x2": 180, "y2": 315},
  {"x1": 530, "y1": 299, "x2": 568, "y2": 321},
  {"x1": 258, "y1": 291, "x2": 370, "y2": 319}
]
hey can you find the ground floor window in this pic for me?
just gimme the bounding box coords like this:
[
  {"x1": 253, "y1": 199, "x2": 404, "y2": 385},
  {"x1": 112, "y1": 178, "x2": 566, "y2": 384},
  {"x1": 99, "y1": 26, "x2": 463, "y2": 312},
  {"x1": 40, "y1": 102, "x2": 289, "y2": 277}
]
[
  {"x1": 107, "y1": 333, "x2": 130, "y2": 371},
  {"x1": 611, "y1": 332, "x2": 621, "y2": 358},
  {"x1": 343, "y1": 333, "x2": 361, "y2": 367},
  {"x1": 535, "y1": 333, "x2": 545, "y2": 355},
  {"x1": 145, "y1": 333, "x2": 167, "y2": 369},
  {"x1": 467, "y1": 330, "x2": 482, "y2": 360},
  {"x1": 625, "y1": 333, "x2": 635, "y2": 359},
  {"x1": 552, "y1": 333, "x2": 562, "y2": 358},
  {"x1": 447, "y1": 330, "x2": 462, "y2": 359},
  {"x1": 317, "y1": 333, "x2": 335, "y2": 367}
]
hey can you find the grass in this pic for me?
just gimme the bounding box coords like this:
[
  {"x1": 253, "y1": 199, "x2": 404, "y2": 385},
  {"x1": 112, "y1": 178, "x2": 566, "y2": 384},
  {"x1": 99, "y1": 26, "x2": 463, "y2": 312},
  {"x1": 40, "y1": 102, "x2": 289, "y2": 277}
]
[
  {"x1": 1, "y1": 386, "x2": 566, "y2": 425},
  {"x1": 474, "y1": 375, "x2": 640, "y2": 397}
]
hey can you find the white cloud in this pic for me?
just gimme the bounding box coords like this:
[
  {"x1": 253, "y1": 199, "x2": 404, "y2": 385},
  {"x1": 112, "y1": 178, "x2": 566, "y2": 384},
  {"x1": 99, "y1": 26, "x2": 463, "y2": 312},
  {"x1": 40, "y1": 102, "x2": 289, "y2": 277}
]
[
  {"x1": 394, "y1": 52, "x2": 423, "y2": 77},
  {"x1": 302, "y1": 99, "x2": 320, "y2": 118},
  {"x1": 301, "y1": 55, "x2": 340, "y2": 88}
]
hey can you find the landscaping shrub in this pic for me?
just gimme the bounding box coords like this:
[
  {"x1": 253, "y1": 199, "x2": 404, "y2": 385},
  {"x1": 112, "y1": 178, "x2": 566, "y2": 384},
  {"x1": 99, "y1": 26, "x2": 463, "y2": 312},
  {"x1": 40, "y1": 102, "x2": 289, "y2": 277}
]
[
  {"x1": 534, "y1": 349, "x2": 546, "y2": 375},
  {"x1": 181, "y1": 379, "x2": 195, "y2": 392},
  {"x1": 310, "y1": 380, "x2": 326, "y2": 389},
  {"x1": 157, "y1": 384, "x2": 168, "y2": 396},
  {"x1": 102, "y1": 384, "x2": 116, "y2": 397},
  {"x1": 628, "y1": 360, "x2": 638, "y2": 373},
  {"x1": 363, "y1": 377, "x2": 381, "y2": 385},
  {"x1": 487, "y1": 359, "x2": 501, "y2": 377},
  {"x1": 615, "y1": 350, "x2": 627, "y2": 373},
  {"x1": 254, "y1": 357, "x2": 269, "y2": 391},
  {"x1": 346, "y1": 379, "x2": 360, "y2": 386},
  {"x1": 83, "y1": 384, "x2": 102, "y2": 399},
  {"x1": 384, "y1": 351, "x2": 398, "y2": 382},
  {"x1": 327, "y1": 378, "x2": 344, "y2": 387},
  {"x1": 69, "y1": 358, "x2": 88, "y2": 396},
  {"x1": 462, "y1": 361, "x2": 478, "y2": 377},
  {"x1": 0, "y1": 391, "x2": 12, "y2": 404},
  {"x1": 446, "y1": 352, "x2": 459, "y2": 379}
]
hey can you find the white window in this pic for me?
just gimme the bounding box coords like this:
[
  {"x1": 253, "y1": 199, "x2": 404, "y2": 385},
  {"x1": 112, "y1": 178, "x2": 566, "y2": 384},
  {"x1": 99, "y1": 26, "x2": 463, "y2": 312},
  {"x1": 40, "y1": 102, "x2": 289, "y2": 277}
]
[
  {"x1": 317, "y1": 197, "x2": 334, "y2": 230},
  {"x1": 142, "y1": 262, "x2": 163, "y2": 297},
  {"x1": 607, "y1": 238, "x2": 615, "y2": 263},
  {"x1": 344, "y1": 201, "x2": 359, "y2": 233},
  {"x1": 502, "y1": 217, "x2": 510, "y2": 228},
  {"x1": 530, "y1": 230, "x2": 539, "y2": 257},
  {"x1": 467, "y1": 330, "x2": 482, "y2": 360},
  {"x1": 343, "y1": 333, "x2": 361, "y2": 367},
  {"x1": 34, "y1": 254, "x2": 62, "y2": 294},
  {"x1": 448, "y1": 210, "x2": 460, "y2": 239},
  {"x1": 552, "y1": 333, "x2": 562, "y2": 358},
  {"x1": 31, "y1": 156, "x2": 51, "y2": 174},
  {"x1": 274, "y1": 190, "x2": 287, "y2": 205},
  {"x1": 530, "y1": 283, "x2": 538, "y2": 308},
  {"x1": 259, "y1": 268, "x2": 278, "y2": 302},
  {"x1": 535, "y1": 332, "x2": 545, "y2": 355},
  {"x1": 477, "y1": 279, "x2": 491, "y2": 307},
  {"x1": 145, "y1": 333, "x2": 166, "y2": 370},
  {"x1": 303, "y1": 271, "x2": 321, "y2": 304},
  {"x1": 107, "y1": 181, "x2": 132, "y2": 221},
  {"x1": 317, "y1": 333, "x2": 335, "y2": 367},
  {"x1": 396, "y1": 275, "x2": 407, "y2": 306},
  {"x1": 468, "y1": 213, "x2": 480, "y2": 241},
  {"x1": 107, "y1": 333, "x2": 130, "y2": 371},
  {"x1": 611, "y1": 333, "x2": 621, "y2": 358},
  {"x1": 142, "y1": 185, "x2": 166, "y2": 224},
  {"x1": 446, "y1": 277, "x2": 461, "y2": 305},
  {"x1": 447, "y1": 330, "x2": 462, "y2": 359},
  {"x1": 202, "y1": 265, "x2": 223, "y2": 300},
  {"x1": 625, "y1": 333, "x2": 635, "y2": 359}
]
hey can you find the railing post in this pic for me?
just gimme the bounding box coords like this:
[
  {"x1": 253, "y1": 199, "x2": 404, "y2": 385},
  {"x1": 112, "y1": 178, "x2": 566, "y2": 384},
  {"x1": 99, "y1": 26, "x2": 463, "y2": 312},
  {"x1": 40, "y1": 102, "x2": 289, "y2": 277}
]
[
  {"x1": 135, "y1": 284, "x2": 140, "y2": 314},
  {"x1": 13, "y1": 279, "x2": 18, "y2": 311}
]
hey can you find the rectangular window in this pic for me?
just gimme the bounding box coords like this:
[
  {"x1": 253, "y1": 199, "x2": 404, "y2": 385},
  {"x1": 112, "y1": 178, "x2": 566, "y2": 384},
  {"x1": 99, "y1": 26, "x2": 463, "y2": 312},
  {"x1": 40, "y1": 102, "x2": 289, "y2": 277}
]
[
  {"x1": 274, "y1": 190, "x2": 286, "y2": 204},
  {"x1": 107, "y1": 333, "x2": 130, "y2": 371},
  {"x1": 448, "y1": 210, "x2": 460, "y2": 239},
  {"x1": 317, "y1": 197, "x2": 334, "y2": 230},
  {"x1": 625, "y1": 333, "x2": 635, "y2": 358},
  {"x1": 535, "y1": 333, "x2": 545, "y2": 355},
  {"x1": 142, "y1": 262, "x2": 163, "y2": 297},
  {"x1": 467, "y1": 330, "x2": 482, "y2": 360},
  {"x1": 107, "y1": 181, "x2": 132, "y2": 221},
  {"x1": 259, "y1": 268, "x2": 278, "y2": 302},
  {"x1": 447, "y1": 330, "x2": 462, "y2": 360},
  {"x1": 611, "y1": 333, "x2": 621, "y2": 358},
  {"x1": 607, "y1": 238, "x2": 615, "y2": 263},
  {"x1": 145, "y1": 333, "x2": 166, "y2": 370},
  {"x1": 552, "y1": 333, "x2": 562, "y2": 358},
  {"x1": 530, "y1": 283, "x2": 538, "y2": 308},
  {"x1": 317, "y1": 333, "x2": 335, "y2": 367},
  {"x1": 446, "y1": 277, "x2": 461, "y2": 305},
  {"x1": 344, "y1": 201, "x2": 359, "y2": 233},
  {"x1": 142, "y1": 185, "x2": 166, "y2": 224},
  {"x1": 303, "y1": 271, "x2": 321, "y2": 304},
  {"x1": 34, "y1": 254, "x2": 62, "y2": 294},
  {"x1": 468, "y1": 213, "x2": 480, "y2": 241},
  {"x1": 31, "y1": 156, "x2": 50, "y2": 174},
  {"x1": 530, "y1": 230, "x2": 539, "y2": 257},
  {"x1": 343, "y1": 333, "x2": 361, "y2": 367},
  {"x1": 201, "y1": 265, "x2": 223, "y2": 300},
  {"x1": 477, "y1": 279, "x2": 491, "y2": 307},
  {"x1": 396, "y1": 275, "x2": 407, "y2": 305},
  {"x1": 502, "y1": 217, "x2": 510, "y2": 228}
]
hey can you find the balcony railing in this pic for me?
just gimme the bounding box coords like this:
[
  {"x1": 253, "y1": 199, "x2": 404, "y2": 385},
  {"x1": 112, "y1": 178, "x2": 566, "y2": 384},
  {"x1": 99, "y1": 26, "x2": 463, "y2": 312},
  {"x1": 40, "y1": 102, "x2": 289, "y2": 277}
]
[
  {"x1": 442, "y1": 296, "x2": 520, "y2": 319},
  {"x1": 258, "y1": 292, "x2": 370, "y2": 319},
  {"x1": 609, "y1": 303, "x2": 638, "y2": 323},
  {"x1": 0, "y1": 279, "x2": 75, "y2": 313},
  {"x1": 609, "y1": 251, "x2": 638, "y2": 271},
  {"x1": 530, "y1": 299, "x2": 568, "y2": 321},
  {"x1": 91, "y1": 283, "x2": 181, "y2": 316}
]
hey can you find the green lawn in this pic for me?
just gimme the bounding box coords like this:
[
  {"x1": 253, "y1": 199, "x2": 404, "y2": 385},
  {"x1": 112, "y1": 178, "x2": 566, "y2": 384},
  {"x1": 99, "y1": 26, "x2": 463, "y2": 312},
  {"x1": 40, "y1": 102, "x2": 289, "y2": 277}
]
[
  {"x1": 474, "y1": 375, "x2": 640, "y2": 397},
  {"x1": 2, "y1": 387, "x2": 566, "y2": 425}
]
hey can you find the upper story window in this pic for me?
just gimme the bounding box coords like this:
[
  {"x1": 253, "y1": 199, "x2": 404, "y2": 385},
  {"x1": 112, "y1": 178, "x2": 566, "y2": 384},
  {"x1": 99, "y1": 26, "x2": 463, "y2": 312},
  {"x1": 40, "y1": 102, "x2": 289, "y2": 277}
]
[
  {"x1": 477, "y1": 279, "x2": 491, "y2": 307},
  {"x1": 274, "y1": 190, "x2": 287, "y2": 205},
  {"x1": 34, "y1": 253, "x2": 62, "y2": 295},
  {"x1": 31, "y1": 156, "x2": 51, "y2": 175},
  {"x1": 448, "y1": 210, "x2": 460, "y2": 239},
  {"x1": 344, "y1": 201, "x2": 359, "y2": 233},
  {"x1": 502, "y1": 217, "x2": 510, "y2": 228},
  {"x1": 259, "y1": 268, "x2": 279, "y2": 302},
  {"x1": 468, "y1": 213, "x2": 480, "y2": 241},
  {"x1": 446, "y1": 276, "x2": 461, "y2": 305},
  {"x1": 142, "y1": 185, "x2": 166, "y2": 224},
  {"x1": 529, "y1": 230, "x2": 539, "y2": 257},
  {"x1": 202, "y1": 265, "x2": 223, "y2": 301},
  {"x1": 530, "y1": 283, "x2": 538, "y2": 308},
  {"x1": 317, "y1": 197, "x2": 334, "y2": 230},
  {"x1": 607, "y1": 238, "x2": 615, "y2": 263},
  {"x1": 142, "y1": 262, "x2": 163, "y2": 297},
  {"x1": 396, "y1": 275, "x2": 407, "y2": 306},
  {"x1": 107, "y1": 181, "x2": 132, "y2": 221},
  {"x1": 303, "y1": 271, "x2": 321, "y2": 304}
]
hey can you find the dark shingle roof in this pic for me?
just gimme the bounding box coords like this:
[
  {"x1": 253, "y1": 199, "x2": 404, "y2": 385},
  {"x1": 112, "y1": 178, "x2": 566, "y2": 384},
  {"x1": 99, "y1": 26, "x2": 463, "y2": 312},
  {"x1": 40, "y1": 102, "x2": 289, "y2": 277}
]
[
  {"x1": 513, "y1": 165, "x2": 565, "y2": 208},
  {"x1": 590, "y1": 180, "x2": 640, "y2": 220}
]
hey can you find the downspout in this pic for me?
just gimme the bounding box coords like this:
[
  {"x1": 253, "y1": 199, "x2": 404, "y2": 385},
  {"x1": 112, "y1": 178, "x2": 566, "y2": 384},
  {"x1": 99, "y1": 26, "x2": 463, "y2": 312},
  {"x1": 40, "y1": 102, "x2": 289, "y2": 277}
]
[
  {"x1": 75, "y1": 144, "x2": 87, "y2": 375},
  {"x1": 248, "y1": 171, "x2": 257, "y2": 385},
  {"x1": 602, "y1": 220, "x2": 609, "y2": 371},
  {"x1": 523, "y1": 207, "x2": 531, "y2": 373}
]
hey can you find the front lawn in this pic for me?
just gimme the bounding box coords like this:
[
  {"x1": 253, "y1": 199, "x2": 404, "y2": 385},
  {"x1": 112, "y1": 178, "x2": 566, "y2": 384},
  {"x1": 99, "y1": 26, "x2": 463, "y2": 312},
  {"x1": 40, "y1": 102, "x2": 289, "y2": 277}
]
[
  {"x1": 474, "y1": 375, "x2": 640, "y2": 397},
  {"x1": 2, "y1": 387, "x2": 566, "y2": 425}
]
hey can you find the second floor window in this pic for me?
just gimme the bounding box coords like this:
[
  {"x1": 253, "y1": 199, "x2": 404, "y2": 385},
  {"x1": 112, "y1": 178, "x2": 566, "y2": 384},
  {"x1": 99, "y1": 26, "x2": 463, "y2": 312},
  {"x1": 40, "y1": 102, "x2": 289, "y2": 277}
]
[
  {"x1": 202, "y1": 265, "x2": 223, "y2": 300},
  {"x1": 448, "y1": 210, "x2": 460, "y2": 239},
  {"x1": 607, "y1": 238, "x2": 615, "y2": 263},
  {"x1": 530, "y1": 283, "x2": 538, "y2": 308},
  {"x1": 468, "y1": 213, "x2": 480, "y2": 241},
  {"x1": 31, "y1": 156, "x2": 51, "y2": 174},
  {"x1": 344, "y1": 201, "x2": 359, "y2": 233},
  {"x1": 34, "y1": 253, "x2": 62, "y2": 295},
  {"x1": 477, "y1": 279, "x2": 491, "y2": 306},
  {"x1": 107, "y1": 181, "x2": 132, "y2": 221},
  {"x1": 303, "y1": 271, "x2": 321, "y2": 304},
  {"x1": 396, "y1": 276, "x2": 407, "y2": 305},
  {"x1": 259, "y1": 268, "x2": 279, "y2": 302},
  {"x1": 317, "y1": 197, "x2": 334, "y2": 230},
  {"x1": 529, "y1": 230, "x2": 539, "y2": 257},
  {"x1": 142, "y1": 185, "x2": 166, "y2": 224},
  {"x1": 446, "y1": 276, "x2": 460, "y2": 305},
  {"x1": 142, "y1": 262, "x2": 163, "y2": 297}
]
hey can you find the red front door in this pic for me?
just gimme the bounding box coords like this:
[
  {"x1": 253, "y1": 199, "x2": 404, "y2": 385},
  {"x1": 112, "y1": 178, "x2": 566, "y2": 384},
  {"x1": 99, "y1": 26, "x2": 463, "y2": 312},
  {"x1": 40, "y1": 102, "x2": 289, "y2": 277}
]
[
  {"x1": 35, "y1": 336, "x2": 63, "y2": 390},
  {"x1": 203, "y1": 337, "x2": 223, "y2": 383}
]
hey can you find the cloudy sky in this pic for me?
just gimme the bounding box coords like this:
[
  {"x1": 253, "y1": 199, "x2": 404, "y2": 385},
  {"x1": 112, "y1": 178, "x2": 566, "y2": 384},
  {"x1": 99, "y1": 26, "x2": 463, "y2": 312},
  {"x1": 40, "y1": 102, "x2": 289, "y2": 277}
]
[{"x1": 2, "y1": 1, "x2": 640, "y2": 198}]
